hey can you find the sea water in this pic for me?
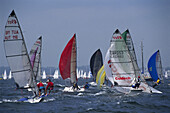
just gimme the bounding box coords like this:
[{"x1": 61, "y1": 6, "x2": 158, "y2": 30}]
[{"x1": 0, "y1": 78, "x2": 170, "y2": 113}]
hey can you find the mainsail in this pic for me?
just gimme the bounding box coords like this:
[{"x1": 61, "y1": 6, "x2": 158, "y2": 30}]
[
  {"x1": 59, "y1": 34, "x2": 77, "y2": 84},
  {"x1": 109, "y1": 29, "x2": 135, "y2": 86},
  {"x1": 90, "y1": 49, "x2": 103, "y2": 80},
  {"x1": 122, "y1": 29, "x2": 145, "y2": 81},
  {"x1": 4, "y1": 10, "x2": 38, "y2": 95},
  {"x1": 29, "y1": 37, "x2": 42, "y2": 81},
  {"x1": 148, "y1": 50, "x2": 163, "y2": 82}
]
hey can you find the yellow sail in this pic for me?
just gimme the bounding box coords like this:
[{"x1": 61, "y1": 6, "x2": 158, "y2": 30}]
[{"x1": 96, "y1": 65, "x2": 106, "y2": 88}]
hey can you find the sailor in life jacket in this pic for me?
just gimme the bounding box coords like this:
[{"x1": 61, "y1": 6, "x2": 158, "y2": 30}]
[
  {"x1": 45, "y1": 79, "x2": 54, "y2": 95},
  {"x1": 37, "y1": 81, "x2": 45, "y2": 96},
  {"x1": 153, "y1": 78, "x2": 161, "y2": 88},
  {"x1": 132, "y1": 76, "x2": 141, "y2": 89}
]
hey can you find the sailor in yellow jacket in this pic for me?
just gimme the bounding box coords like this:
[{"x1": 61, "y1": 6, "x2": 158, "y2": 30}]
[{"x1": 153, "y1": 78, "x2": 160, "y2": 88}]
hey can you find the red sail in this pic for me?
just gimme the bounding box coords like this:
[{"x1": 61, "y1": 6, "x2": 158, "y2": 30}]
[{"x1": 59, "y1": 34, "x2": 76, "y2": 80}]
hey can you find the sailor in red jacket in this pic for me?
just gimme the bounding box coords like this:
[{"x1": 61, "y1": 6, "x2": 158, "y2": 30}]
[
  {"x1": 45, "y1": 79, "x2": 54, "y2": 95},
  {"x1": 37, "y1": 81, "x2": 45, "y2": 96}
]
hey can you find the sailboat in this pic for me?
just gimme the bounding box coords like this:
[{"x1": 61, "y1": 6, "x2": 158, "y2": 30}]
[
  {"x1": 148, "y1": 50, "x2": 164, "y2": 85},
  {"x1": 104, "y1": 29, "x2": 137, "y2": 93},
  {"x1": 29, "y1": 36, "x2": 42, "y2": 81},
  {"x1": 90, "y1": 49, "x2": 103, "y2": 81},
  {"x1": 164, "y1": 70, "x2": 170, "y2": 79},
  {"x1": 104, "y1": 29, "x2": 160, "y2": 94},
  {"x1": 121, "y1": 30, "x2": 153, "y2": 93},
  {"x1": 53, "y1": 70, "x2": 59, "y2": 79},
  {"x1": 42, "y1": 70, "x2": 47, "y2": 79},
  {"x1": 3, "y1": 70, "x2": 7, "y2": 80},
  {"x1": 87, "y1": 71, "x2": 92, "y2": 79},
  {"x1": 4, "y1": 10, "x2": 43, "y2": 103},
  {"x1": 59, "y1": 34, "x2": 84, "y2": 92},
  {"x1": 8, "y1": 70, "x2": 12, "y2": 79}
]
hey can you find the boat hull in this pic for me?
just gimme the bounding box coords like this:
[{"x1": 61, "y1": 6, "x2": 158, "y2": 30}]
[{"x1": 63, "y1": 86, "x2": 85, "y2": 92}]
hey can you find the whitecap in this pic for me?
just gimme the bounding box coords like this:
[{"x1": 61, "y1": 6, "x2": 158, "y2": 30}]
[{"x1": 87, "y1": 108, "x2": 93, "y2": 111}]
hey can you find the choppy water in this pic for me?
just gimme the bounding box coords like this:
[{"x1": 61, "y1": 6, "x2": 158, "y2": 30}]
[{"x1": 0, "y1": 78, "x2": 170, "y2": 113}]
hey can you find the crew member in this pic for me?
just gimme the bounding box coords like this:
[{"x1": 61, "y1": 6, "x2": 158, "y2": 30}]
[
  {"x1": 73, "y1": 83, "x2": 80, "y2": 90},
  {"x1": 37, "y1": 81, "x2": 45, "y2": 96},
  {"x1": 132, "y1": 76, "x2": 141, "y2": 89},
  {"x1": 84, "y1": 82, "x2": 90, "y2": 89},
  {"x1": 45, "y1": 79, "x2": 54, "y2": 95},
  {"x1": 153, "y1": 78, "x2": 161, "y2": 88}
]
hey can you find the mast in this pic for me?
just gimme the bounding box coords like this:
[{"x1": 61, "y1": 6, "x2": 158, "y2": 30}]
[{"x1": 141, "y1": 41, "x2": 144, "y2": 74}]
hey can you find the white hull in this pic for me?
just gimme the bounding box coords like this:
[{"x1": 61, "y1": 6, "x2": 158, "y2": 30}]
[
  {"x1": 63, "y1": 86, "x2": 85, "y2": 92},
  {"x1": 149, "y1": 86, "x2": 162, "y2": 94},
  {"x1": 27, "y1": 97, "x2": 43, "y2": 103},
  {"x1": 114, "y1": 86, "x2": 142, "y2": 94},
  {"x1": 89, "y1": 82, "x2": 97, "y2": 86},
  {"x1": 114, "y1": 86, "x2": 162, "y2": 94}
]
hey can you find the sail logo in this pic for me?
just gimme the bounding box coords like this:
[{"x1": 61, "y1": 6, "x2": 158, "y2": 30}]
[
  {"x1": 108, "y1": 60, "x2": 121, "y2": 78},
  {"x1": 115, "y1": 77, "x2": 131, "y2": 80},
  {"x1": 110, "y1": 51, "x2": 124, "y2": 58},
  {"x1": 8, "y1": 19, "x2": 17, "y2": 24},
  {"x1": 108, "y1": 60, "x2": 131, "y2": 81},
  {"x1": 36, "y1": 41, "x2": 41, "y2": 44},
  {"x1": 5, "y1": 30, "x2": 19, "y2": 40},
  {"x1": 112, "y1": 36, "x2": 122, "y2": 39},
  {"x1": 126, "y1": 35, "x2": 130, "y2": 39},
  {"x1": 149, "y1": 67, "x2": 152, "y2": 71}
]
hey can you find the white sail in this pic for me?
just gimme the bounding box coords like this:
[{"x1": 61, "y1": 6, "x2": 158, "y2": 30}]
[
  {"x1": 104, "y1": 44, "x2": 114, "y2": 85},
  {"x1": 80, "y1": 70, "x2": 84, "y2": 78},
  {"x1": 77, "y1": 69, "x2": 80, "y2": 78},
  {"x1": 29, "y1": 37, "x2": 42, "y2": 81},
  {"x1": 8, "y1": 70, "x2": 12, "y2": 79},
  {"x1": 53, "y1": 70, "x2": 59, "y2": 79},
  {"x1": 122, "y1": 30, "x2": 144, "y2": 81},
  {"x1": 110, "y1": 29, "x2": 135, "y2": 86},
  {"x1": 4, "y1": 10, "x2": 39, "y2": 96},
  {"x1": 42, "y1": 70, "x2": 46, "y2": 79},
  {"x1": 83, "y1": 72, "x2": 87, "y2": 79},
  {"x1": 3, "y1": 70, "x2": 7, "y2": 80},
  {"x1": 87, "y1": 71, "x2": 92, "y2": 78}
]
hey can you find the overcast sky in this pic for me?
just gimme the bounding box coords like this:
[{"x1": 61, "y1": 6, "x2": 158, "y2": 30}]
[{"x1": 0, "y1": 0, "x2": 170, "y2": 68}]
